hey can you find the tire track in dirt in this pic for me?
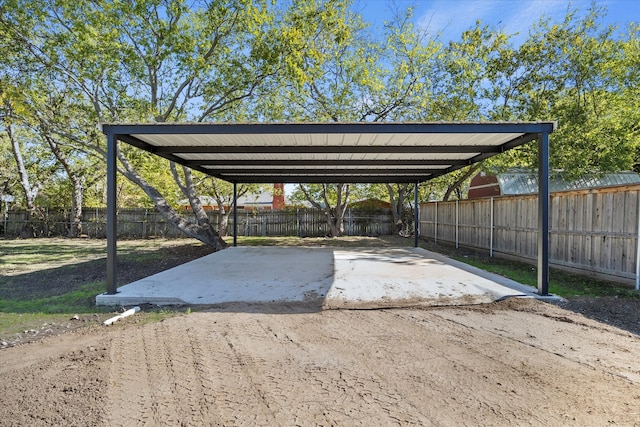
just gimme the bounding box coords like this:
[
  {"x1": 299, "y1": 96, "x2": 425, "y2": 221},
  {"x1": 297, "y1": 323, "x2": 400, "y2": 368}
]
[
  {"x1": 235, "y1": 315, "x2": 386, "y2": 426},
  {"x1": 216, "y1": 324, "x2": 281, "y2": 425},
  {"x1": 430, "y1": 302, "x2": 640, "y2": 383},
  {"x1": 249, "y1": 312, "x2": 428, "y2": 425},
  {"x1": 298, "y1": 309, "x2": 482, "y2": 426},
  {"x1": 383, "y1": 307, "x2": 640, "y2": 425},
  {"x1": 180, "y1": 324, "x2": 223, "y2": 423},
  {"x1": 107, "y1": 327, "x2": 153, "y2": 426},
  {"x1": 100, "y1": 303, "x2": 640, "y2": 426},
  {"x1": 108, "y1": 320, "x2": 218, "y2": 426},
  {"x1": 297, "y1": 308, "x2": 636, "y2": 426}
]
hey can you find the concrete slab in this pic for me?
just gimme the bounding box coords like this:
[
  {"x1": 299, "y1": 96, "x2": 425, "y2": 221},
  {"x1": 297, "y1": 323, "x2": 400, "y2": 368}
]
[{"x1": 96, "y1": 246, "x2": 544, "y2": 308}]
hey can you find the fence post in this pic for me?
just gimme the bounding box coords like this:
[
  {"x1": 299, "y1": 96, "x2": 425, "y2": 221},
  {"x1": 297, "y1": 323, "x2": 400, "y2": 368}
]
[
  {"x1": 490, "y1": 197, "x2": 494, "y2": 257},
  {"x1": 455, "y1": 200, "x2": 459, "y2": 249},
  {"x1": 142, "y1": 208, "x2": 148, "y2": 239},
  {"x1": 434, "y1": 201, "x2": 438, "y2": 244}
]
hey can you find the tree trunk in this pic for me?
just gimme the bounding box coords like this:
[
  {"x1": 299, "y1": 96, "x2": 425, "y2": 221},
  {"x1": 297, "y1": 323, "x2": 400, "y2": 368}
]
[
  {"x1": 443, "y1": 165, "x2": 480, "y2": 202},
  {"x1": 6, "y1": 122, "x2": 39, "y2": 237},
  {"x1": 334, "y1": 184, "x2": 350, "y2": 236},
  {"x1": 209, "y1": 178, "x2": 250, "y2": 238},
  {"x1": 120, "y1": 154, "x2": 227, "y2": 250},
  {"x1": 386, "y1": 183, "x2": 412, "y2": 236},
  {"x1": 68, "y1": 176, "x2": 84, "y2": 237},
  {"x1": 217, "y1": 212, "x2": 230, "y2": 238},
  {"x1": 44, "y1": 135, "x2": 84, "y2": 237},
  {"x1": 213, "y1": 194, "x2": 230, "y2": 238},
  {"x1": 301, "y1": 184, "x2": 350, "y2": 237}
]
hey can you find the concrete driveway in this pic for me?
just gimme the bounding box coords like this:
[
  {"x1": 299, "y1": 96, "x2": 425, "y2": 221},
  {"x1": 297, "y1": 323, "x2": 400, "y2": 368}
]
[{"x1": 96, "y1": 246, "x2": 541, "y2": 308}]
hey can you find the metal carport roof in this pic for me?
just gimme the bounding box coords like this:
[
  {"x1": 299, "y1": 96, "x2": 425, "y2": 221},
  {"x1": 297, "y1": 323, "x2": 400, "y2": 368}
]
[
  {"x1": 101, "y1": 121, "x2": 556, "y2": 296},
  {"x1": 101, "y1": 122, "x2": 555, "y2": 184}
]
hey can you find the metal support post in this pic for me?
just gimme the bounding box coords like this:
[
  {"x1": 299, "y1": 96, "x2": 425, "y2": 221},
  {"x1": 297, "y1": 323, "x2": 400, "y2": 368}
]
[
  {"x1": 233, "y1": 182, "x2": 238, "y2": 247},
  {"x1": 414, "y1": 182, "x2": 419, "y2": 247},
  {"x1": 636, "y1": 190, "x2": 640, "y2": 290},
  {"x1": 106, "y1": 132, "x2": 118, "y2": 295},
  {"x1": 538, "y1": 132, "x2": 550, "y2": 295}
]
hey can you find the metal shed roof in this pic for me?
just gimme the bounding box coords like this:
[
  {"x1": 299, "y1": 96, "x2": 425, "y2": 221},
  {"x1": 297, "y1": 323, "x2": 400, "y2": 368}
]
[
  {"x1": 498, "y1": 170, "x2": 640, "y2": 195},
  {"x1": 101, "y1": 122, "x2": 557, "y2": 184}
]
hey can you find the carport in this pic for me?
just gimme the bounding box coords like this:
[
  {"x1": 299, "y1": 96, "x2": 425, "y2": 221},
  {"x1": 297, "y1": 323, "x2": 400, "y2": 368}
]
[{"x1": 100, "y1": 122, "x2": 556, "y2": 299}]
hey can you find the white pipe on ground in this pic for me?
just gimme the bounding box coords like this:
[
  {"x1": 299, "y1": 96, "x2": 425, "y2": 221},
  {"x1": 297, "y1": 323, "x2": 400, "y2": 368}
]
[{"x1": 103, "y1": 306, "x2": 141, "y2": 326}]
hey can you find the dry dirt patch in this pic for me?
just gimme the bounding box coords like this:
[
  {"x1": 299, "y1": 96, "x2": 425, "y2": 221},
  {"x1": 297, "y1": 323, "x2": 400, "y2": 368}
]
[{"x1": 1, "y1": 298, "x2": 639, "y2": 426}]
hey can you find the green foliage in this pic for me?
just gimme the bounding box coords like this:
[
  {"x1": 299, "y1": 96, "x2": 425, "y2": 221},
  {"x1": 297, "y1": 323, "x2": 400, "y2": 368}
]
[
  {"x1": 290, "y1": 183, "x2": 365, "y2": 207},
  {"x1": 483, "y1": 6, "x2": 640, "y2": 178},
  {"x1": 1, "y1": 0, "x2": 639, "y2": 214}
]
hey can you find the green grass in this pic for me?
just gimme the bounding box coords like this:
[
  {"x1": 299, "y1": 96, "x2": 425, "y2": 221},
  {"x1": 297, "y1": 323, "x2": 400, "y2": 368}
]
[
  {"x1": 442, "y1": 249, "x2": 640, "y2": 299},
  {"x1": 0, "y1": 312, "x2": 84, "y2": 336},
  {"x1": 224, "y1": 235, "x2": 413, "y2": 247},
  {"x1": 0, "y1": 238, "x2": 197, "y2": 340},
  {"x1": 0, "y1": 281, "x2": 107, "y2": 314},
  {"x1": 0, "y1": 238, "x2": 105, "y2": 272},
  {"x1": 0, "y1": 280, "x2": 113, "y2": 340},
  {"x1": 0, "y1": 238, "x2": 178, "y2": 274}
]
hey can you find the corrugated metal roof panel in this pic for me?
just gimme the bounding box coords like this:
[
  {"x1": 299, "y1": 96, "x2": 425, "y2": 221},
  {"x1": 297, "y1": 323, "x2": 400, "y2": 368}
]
[{"x1": 498, "y1": 171, "x2": 640, "y2": 195}]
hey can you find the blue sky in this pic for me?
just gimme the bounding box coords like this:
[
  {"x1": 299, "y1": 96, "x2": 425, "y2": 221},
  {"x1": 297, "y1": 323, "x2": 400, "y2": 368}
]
[{"x1": 354, "y1": 0, "x2": 638, "y2": 44}]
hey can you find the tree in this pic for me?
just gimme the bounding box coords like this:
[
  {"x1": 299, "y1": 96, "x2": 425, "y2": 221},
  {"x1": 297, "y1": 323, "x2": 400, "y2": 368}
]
[
  {"x1": 1, "y1": 0, "x2": 353, "y2": 248},
  {"x1": 293, "y1": 184, "x2": 352, "y2": 237},
  {"x1": 29, "y1": 82, "x2": 104, "y2": 236},
  {"x1": 2, "y1": 0, "x2": 638, "y2": 236},
  {"x1": 382, "y1": 183, "x2": 413, "y2": 235},
  {"x1": 181, "y1": 171, "x2": 265, "y2": 237},
  {"x1": 0, "y1": 113, "x2": 53, "y2": 236},
  {"x1": 483, "y1": 6, "x2": 640, "y2": 178}
]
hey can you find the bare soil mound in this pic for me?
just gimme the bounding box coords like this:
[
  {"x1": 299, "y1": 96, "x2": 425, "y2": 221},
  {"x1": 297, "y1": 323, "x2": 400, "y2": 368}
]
[{"x1": 1, "y1": 298, "x2": 639, "y2": 426}]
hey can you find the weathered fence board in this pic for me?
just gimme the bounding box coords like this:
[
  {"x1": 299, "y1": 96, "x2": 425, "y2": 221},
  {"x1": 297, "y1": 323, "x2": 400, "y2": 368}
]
[
  {"x1": 420, "y1": 184, "x2": 640, "y2": 286},
  {"x1": 1, "y1": 208, "x2": 394, "y2": 239}
]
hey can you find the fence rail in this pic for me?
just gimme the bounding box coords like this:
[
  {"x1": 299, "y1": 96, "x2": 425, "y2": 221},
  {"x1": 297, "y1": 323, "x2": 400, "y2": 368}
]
[
  {"x1": 419, "y1": 184, "x2": 640, "y2": 286},
  {"x1": 0, "y1": 207, "x2": 394, "y2": 239}
]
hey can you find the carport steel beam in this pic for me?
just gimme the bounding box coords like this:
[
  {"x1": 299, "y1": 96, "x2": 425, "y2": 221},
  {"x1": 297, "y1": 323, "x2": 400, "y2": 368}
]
[{"x1": 102, "y1": 121, "x2": 555, "y2": 297}]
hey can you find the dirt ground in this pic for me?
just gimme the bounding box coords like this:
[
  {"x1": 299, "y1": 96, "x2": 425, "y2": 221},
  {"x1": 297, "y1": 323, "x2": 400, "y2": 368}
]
[
  {"x1": 1, "y1": 298, "x2": 639, "y2": 426},
  {"x1": 1, "y1": 238, "x2": 640, "y2": 425}
]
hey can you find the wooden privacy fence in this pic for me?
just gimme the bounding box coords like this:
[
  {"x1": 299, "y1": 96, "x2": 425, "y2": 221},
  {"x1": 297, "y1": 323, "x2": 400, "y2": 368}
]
[
  {"x1": 1, "y1": 207, "x2": 394, "y2": 239},
  {"x1": 419, "y1": 184, "x2": 640, "y2": 287}
]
